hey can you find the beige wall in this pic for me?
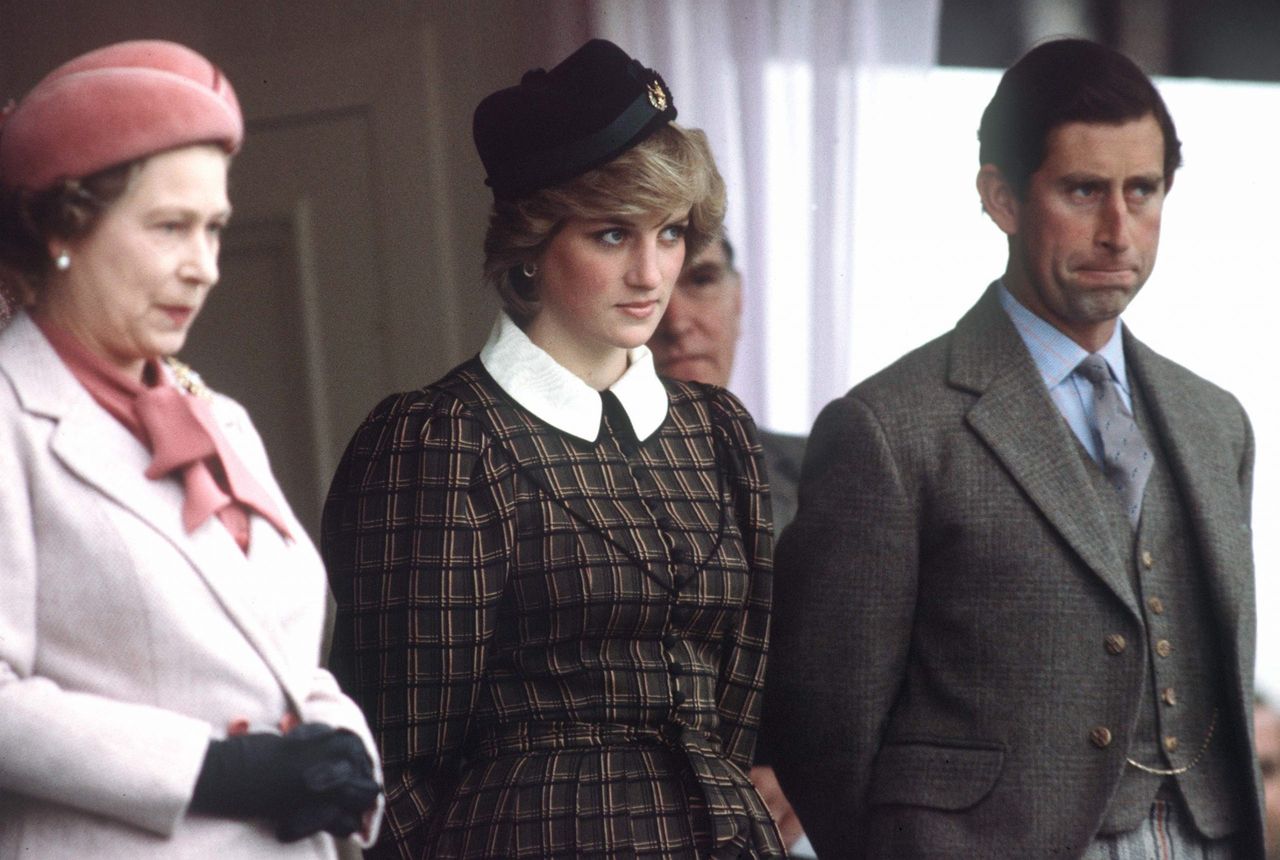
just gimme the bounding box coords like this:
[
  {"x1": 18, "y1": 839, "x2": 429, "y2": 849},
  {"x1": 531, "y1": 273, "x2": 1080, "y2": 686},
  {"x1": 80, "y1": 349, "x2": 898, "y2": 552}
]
[{"x1": 0, "y1": 0, "x2": 592, "y2": 534}]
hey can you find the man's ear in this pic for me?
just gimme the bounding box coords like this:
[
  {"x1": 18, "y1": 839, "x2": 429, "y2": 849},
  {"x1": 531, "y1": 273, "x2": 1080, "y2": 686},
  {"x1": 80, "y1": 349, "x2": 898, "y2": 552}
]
[
  {"x1": 728, "y1": 272, "x2": 743, "y2": 321},
  {"x1": 976, "y1": 164, "x2": 1021, "y2": 237}
]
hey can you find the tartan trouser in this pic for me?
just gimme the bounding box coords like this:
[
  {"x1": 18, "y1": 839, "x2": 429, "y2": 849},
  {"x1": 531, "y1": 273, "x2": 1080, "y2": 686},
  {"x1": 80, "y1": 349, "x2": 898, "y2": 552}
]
[{"x1": 1083, "y1": 800, "x2": 1241, "y2": 860}]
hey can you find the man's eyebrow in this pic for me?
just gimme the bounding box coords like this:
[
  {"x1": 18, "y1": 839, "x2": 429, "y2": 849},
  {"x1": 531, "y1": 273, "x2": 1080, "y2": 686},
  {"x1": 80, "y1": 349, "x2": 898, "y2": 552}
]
[
  {"x1": 1056, "y1": 173, "x2": 1105, "y2": 185},
  {"x1": 1125, "y1": 173, "x2": 1164, "y2": 186},
  {"x1": 1055, "y1": 171, "x2": 1164, "y2": 186},
  {"x1": 680, "y1": 262, "x2": 723, "y2": 279}
]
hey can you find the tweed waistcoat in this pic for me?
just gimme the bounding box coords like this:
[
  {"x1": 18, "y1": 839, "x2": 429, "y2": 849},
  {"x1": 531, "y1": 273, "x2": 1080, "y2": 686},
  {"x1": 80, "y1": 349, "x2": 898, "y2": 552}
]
[{"x1": 1088, "y1": 389, "x2": 1246, "y2": 838}]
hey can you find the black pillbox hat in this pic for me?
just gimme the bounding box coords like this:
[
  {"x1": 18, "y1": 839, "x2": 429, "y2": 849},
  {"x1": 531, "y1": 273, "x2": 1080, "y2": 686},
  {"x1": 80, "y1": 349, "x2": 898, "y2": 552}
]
[{"x1": 473, "y1": 39, "x2": 677, "y2": 199}]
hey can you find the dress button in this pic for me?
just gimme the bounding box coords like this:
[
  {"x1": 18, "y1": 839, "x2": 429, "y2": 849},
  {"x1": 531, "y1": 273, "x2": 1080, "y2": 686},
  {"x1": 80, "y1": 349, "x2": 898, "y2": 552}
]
[
  {"x1": 671, "y1": 605, "x2": 692, "y2": 626},
  {"x1": 662, "y1": 633, "x2": 678, "y2": 649},
  {"x1": 656, "y1": 515, "x2": 673, "y2": 530},
  {"x1": 1141, "y1": 550, "x2": 1154, "y2": 569},
  {"x1": 1155, "y1": 639, "x2": 1172, "y2": 658},
  {"x1": 668, "y1": 659, "x2": 684, "y2": 676},
  {"x1": 670, "y1": 546, "x2": 688, "y2": 564},
  {"x1": 1162, "y1": 687, "x2": 1177, "y2": 706},
  {"x1": 1104, "y1": 634, "x2": 1127, "y2": 655},
  {"x1": 1164, "y1": 735, "x2": 1180, "y2": 753},
  {"x1": 673, "y1": 690, "x2": 687, "y2": 706},
  {"x1": 1090, "y1": 726, "x2": 1113, "y2": 749},
  {"x1": 1147, "y1": 596, "x2": 1165, "y2": 614}
]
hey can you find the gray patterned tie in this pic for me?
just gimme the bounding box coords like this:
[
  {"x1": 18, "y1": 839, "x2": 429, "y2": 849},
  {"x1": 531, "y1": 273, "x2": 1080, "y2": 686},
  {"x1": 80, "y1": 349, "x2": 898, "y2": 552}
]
[{"x1": 1077, "y1": 354, "x2": 1152, "y2": 527}]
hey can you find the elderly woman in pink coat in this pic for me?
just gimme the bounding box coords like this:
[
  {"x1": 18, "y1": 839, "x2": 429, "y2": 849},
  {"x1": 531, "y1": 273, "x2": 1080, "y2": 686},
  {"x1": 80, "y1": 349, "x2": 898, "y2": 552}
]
[{"x1": 0, "y1": 41, "x2": 381, "y2": 857}]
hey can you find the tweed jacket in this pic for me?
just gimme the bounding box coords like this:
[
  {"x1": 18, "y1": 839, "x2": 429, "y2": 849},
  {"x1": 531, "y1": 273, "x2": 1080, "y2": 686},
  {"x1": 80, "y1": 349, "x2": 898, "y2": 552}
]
[
  {"x1": 765, "y1": 285, "x2": 1263, "y2": 858},
  {"x1": 0, "y1": 312, "x2": 382, "y2": 859},
  {"x1": 322, "y1": 353, "x2": 783, "y2": 859}
]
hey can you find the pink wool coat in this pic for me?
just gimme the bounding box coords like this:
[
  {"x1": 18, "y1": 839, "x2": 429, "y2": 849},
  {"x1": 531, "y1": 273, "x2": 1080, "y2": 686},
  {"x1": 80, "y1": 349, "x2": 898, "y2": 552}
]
[{"x1": 0, "y1": 311, "x2": 382, "y2": 858}]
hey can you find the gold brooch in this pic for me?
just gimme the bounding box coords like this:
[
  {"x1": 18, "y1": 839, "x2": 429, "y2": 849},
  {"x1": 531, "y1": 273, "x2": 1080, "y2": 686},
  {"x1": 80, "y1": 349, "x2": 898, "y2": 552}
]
[
  {"x1": 164, "y1": 357, "x2": 212, "y2": 399},
  {"x1": 647, "y1": 79, "x2": 667, "y2": 111}
]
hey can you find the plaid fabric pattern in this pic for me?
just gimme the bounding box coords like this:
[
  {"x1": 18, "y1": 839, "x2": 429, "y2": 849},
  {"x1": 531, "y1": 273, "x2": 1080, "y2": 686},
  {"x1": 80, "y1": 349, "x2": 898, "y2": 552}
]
[
  {"x1": 323, "y1": 359, "x2": 782, "y2": 858},
  {"x1": 1083, "y1": 800, "x2": 1243, "y2": 860}
]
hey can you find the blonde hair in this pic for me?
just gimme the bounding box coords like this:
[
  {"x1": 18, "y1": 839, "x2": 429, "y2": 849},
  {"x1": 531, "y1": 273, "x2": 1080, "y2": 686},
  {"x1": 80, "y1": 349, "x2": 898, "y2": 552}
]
[{"x1": 483, "y1": 123, "x2": 726, "y2": 323}]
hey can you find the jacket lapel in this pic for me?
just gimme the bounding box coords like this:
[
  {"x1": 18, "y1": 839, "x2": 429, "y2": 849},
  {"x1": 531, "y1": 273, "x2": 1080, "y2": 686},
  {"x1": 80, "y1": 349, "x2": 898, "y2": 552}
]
[
  {"x1": 950, "y1": 287, "x2": 1140, "y2": 619},
  {"x1": 1125, "y1": 334, "x2": 1251, "y2": 647},
  {"x1": 3, "y1": 314, "x2": 306, "y2": 712}
]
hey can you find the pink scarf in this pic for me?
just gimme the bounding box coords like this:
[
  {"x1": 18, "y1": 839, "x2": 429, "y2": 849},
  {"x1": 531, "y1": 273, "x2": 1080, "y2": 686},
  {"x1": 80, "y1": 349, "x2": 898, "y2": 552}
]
[{"x1": 36, "y1": 317, "x2": 292, "y2": 553}]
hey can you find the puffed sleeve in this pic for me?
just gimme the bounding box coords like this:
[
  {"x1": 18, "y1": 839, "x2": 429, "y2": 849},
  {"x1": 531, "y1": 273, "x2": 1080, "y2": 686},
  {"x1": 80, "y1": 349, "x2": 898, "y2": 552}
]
[
  {"x1": 707, "y1": 389, "x2": 773, "y2": 770},
  {"x1": 321, "y1": 389, "x2": 514, "y2": 858}
]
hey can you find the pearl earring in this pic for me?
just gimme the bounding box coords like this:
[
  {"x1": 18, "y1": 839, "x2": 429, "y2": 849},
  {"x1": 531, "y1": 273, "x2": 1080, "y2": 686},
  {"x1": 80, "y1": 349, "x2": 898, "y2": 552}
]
[
  {"x1": 522, "y1": 261, "x2": 538, "y2": 278},
  {"x1": 55, "y1": 251, "x2": 70, "y2": 271}
]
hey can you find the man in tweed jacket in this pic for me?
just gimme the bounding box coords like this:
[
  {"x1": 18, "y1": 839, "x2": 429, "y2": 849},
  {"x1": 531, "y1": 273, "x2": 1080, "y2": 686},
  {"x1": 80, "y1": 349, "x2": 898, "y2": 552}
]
[{"x1": 766, "y1": 39, "x2": 1264, "y2": 858}]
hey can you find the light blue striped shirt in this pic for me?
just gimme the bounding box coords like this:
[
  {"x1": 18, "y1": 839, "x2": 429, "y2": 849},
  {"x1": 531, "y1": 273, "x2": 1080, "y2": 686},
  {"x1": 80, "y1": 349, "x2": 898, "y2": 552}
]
[{"x1": 997, "y1": 282, "x2": 1131, "y2": 465}]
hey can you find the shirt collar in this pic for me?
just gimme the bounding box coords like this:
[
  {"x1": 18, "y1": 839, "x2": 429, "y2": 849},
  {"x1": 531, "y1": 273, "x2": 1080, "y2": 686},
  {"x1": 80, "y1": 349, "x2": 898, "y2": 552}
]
[
  {"x1": 998, "y1": 281, "x2": 1129, "y2": 392},
  {"x1": 479, "y1": 312, "x2": 669, "y2": 443}
]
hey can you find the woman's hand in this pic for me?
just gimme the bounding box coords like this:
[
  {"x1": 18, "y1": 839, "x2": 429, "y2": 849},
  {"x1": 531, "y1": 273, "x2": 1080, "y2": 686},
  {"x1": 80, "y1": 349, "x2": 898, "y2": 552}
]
[
  {"x1": 749, "y1": 765, "x2": 806, "y2": 848},
  {"x1": 191, "y1": 721, "x2": 380, "y2": 842}
]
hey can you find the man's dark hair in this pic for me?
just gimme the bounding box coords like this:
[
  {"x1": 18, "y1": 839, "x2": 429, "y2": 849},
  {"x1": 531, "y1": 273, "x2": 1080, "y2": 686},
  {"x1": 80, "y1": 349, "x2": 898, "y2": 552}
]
[{"x1": 978, "y1": 39, "x2": 1182, "y2": 196}]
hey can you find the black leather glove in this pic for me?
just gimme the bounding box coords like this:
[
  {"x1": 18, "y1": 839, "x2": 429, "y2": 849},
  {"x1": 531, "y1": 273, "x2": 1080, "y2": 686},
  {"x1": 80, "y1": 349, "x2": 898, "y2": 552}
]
[{"x1": 191, "y1": 721, "x2": 380, "y2": 842}]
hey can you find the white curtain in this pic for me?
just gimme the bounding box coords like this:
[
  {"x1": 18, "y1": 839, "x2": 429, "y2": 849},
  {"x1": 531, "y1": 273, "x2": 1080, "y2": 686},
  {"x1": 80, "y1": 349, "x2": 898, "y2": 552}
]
[{"x1": 582, "y1": 0, "x2": 941, "y2": 432}]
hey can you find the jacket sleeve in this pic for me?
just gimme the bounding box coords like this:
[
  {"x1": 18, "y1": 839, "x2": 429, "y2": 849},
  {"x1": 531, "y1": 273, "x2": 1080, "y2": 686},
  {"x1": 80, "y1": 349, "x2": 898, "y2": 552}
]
[
  {"x1": 211, "y1": 392, "x2": 387, "y2": 844},
  {"x1": 1237, "y1": 396, "x2": 1254, "y2": 521},
  {"x1": 0, "y1": 382, "x2": 210, "y2": 837},
  {"x1": 708, "y1": 390, "x2": 774, "y2": 770},
  {"x1": 322, "y1": 391, "x2": 512, "y2": 858},
  {"x1": 762, "y1": 393, "x2": 920, "y2": 856}
]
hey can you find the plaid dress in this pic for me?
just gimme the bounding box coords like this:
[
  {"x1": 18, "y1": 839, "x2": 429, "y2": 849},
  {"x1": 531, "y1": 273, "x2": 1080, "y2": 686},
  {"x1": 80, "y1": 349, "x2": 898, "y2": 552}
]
[{"x1": 322, "y1": 358, "x2": 783, "y2": 858}]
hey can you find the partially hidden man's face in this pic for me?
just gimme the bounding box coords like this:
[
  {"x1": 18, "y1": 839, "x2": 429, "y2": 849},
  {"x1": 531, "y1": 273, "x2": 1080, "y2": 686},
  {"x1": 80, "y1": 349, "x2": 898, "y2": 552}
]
[
  {"x1": 983, "y1": 113, "x2": 1167, "y2": 351},
  {"x1": 649, "y1": 240, "x2": 742, "y2": 387},
  {"x1": 1256, "y1": 704, "x2": 1280, "y2": 858}
]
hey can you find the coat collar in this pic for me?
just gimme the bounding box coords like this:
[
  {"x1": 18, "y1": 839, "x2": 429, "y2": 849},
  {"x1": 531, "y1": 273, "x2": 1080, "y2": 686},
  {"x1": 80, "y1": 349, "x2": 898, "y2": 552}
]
[
  {"x1": 949, "y1": 284, "x2": 1250, "y2": 627},
  {"x1": 1125, "y1": 333, "x2": 1251, "y2": 641},
  {"x1": 479, "y1": 312, "x2": 668, "y2": 443},
  {"x1": 950, "y1": 285, "x2": 1139, "y2": 616},
  {"x1": 0, "y1": 311, "x2": 309, "y2": 712}
]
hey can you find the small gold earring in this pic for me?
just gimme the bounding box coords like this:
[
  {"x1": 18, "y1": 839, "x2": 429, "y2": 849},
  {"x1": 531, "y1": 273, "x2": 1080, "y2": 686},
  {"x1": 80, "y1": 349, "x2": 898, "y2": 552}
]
[{"x1": 55, "y1": 251, "x2": 70, "y2": 271}]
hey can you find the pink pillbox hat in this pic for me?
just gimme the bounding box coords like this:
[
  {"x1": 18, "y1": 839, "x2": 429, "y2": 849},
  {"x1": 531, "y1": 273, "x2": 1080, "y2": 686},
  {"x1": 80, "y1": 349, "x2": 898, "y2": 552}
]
[{"x1": 0, "y1": 40, "x2": 242, "y2": 192}]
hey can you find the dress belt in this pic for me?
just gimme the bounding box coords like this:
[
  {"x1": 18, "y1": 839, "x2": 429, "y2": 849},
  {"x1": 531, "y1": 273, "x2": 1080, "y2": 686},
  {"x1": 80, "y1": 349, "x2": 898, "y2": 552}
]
[
  {"x1": 471, "y1": 720, "x2": 767, "y2": 851},
  {"x1": 473, "y1": 719, "x2": 720, "y2": 759}
]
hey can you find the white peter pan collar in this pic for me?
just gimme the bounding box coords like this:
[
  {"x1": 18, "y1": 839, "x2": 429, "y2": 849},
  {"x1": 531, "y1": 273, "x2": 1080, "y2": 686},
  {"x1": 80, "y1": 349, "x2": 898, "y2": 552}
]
[{"x1": 479, "y1": 312, "x2": 669, "y2": 443}]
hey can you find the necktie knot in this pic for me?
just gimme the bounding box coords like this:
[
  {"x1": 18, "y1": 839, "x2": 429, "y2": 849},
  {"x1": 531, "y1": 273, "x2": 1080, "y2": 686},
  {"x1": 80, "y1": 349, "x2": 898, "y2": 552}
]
[{"x1": 1077, "y1": 354, "x2": 1112, "y2": 387}]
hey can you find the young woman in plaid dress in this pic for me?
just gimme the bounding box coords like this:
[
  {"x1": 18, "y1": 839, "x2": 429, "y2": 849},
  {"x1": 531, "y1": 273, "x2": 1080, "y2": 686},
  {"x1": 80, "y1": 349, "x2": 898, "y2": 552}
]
[{"x1": 323, "y1": 39, "x2": 784, "y2": 859}]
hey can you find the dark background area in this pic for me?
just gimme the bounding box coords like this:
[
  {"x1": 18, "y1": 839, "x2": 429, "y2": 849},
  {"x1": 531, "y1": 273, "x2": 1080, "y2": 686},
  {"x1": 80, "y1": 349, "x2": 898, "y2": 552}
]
[{"x1": 939, "y1": 0, "x2": 1280, "y2": 81}]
